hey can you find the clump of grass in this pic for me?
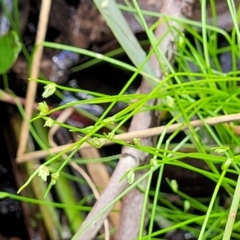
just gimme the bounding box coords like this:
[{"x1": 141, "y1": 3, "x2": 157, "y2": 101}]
[{"x1": 2, "y1": 0, "x2": 240, "y2": 239}]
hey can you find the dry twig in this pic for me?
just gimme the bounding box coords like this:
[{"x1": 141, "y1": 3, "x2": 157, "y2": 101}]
[
  {"x1": 73, "y1": 1, "x2": 195, "y2": 239},
  {"x1": 16, "y1": 112, "x2": 240, "y2": 163},
  {"x1": 48, "y1": 108, "x2": 111, "y2": 240},
  {"x1": 116, "y1": 1, "x2": 196, "y2": 239},
  {"x1": 16, "y1": 0, "x2": 52, "y2": 158}
]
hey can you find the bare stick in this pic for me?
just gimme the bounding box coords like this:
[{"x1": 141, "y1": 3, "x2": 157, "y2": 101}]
[
  {"x1": 72, "y1": 1, "x2": 195, "y2": 239},
  {"x1": 16, "y1": 0, "x2": 52, "y2": 158},
  {"x1": 116, "y1": 1, "x2": 196, "y2": 239},
  {"x1": 115, "y1": 170, "x2": 148, "y2": 240},
  {"x1": 48, "y1": 108, "x2": 111, "y2": 240},
  {"x1": 16, "y1": 112, "x2": 240, "y2": 163}
]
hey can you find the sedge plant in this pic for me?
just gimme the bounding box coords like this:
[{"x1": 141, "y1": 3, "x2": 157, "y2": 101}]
[{"x1": 1, "y1": 0, "x2": 240, "y2": 239}]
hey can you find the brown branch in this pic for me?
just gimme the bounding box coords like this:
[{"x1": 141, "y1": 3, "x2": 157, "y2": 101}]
[
  {"x1": 16, "y1": 112, "x2": 240, "y2": 163},
  {"x1": 48, "y1": 108, "x2": 111, "y2": 240},
  {"x1": 115, "y1": 1, "x2": 196, "y2": 239},
  {"x1": 73, "y1": 1, "x2": 196, "y2": 239},
  {"x1": 16, "y1": 0, "x2": 52, "y2": 158}
]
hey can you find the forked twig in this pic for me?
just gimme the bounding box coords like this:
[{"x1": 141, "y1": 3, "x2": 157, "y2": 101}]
[
  {"x1": 116, "y1": 0, "x2": 196, "y2": 239},
  {"x1": 73, "y1": 1, "x2": 196, "y2": 239}
]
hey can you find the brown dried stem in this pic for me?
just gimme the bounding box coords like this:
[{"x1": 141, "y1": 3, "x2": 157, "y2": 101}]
[
  {"x1": 48, "y1": 108, "x2": 111, "y2": 240},
  {"x1": 16, "y1": 0, "x2": 52, "y2": 158},
  {"x1": 73, "y1": 1, "x2": 196, "y2": 239},
  {"x1": 16, "y1": 112, "x2": 240, "y2": 163}
]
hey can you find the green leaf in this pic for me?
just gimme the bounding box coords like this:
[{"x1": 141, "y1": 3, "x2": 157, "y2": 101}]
[
  {"x1": 0, "y1": 30, "x2": 21, "y2": 74},
  {"x1": 93, "y1": 0, "x2": 157, "y2": 87}
]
